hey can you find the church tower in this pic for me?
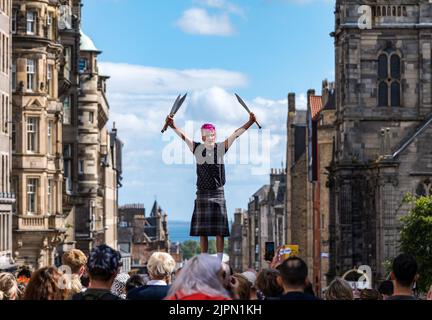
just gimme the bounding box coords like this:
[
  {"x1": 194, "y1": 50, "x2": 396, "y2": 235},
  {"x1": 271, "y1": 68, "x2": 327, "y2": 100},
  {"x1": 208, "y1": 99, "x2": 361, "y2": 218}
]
[{"x1": 329, "y1": 0, "x2": 432, "y2": 281}]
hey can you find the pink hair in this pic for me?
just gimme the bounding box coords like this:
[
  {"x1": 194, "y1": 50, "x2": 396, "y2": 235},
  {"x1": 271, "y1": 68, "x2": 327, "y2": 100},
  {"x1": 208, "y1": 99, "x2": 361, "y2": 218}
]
[{"x1": 201, "y1": 124, "x2": 216, "y2": 131}]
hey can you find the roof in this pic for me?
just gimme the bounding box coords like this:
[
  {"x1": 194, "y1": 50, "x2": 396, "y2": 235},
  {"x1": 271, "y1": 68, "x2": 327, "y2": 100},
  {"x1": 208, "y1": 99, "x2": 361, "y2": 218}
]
[
  {"x1": 80, "y1": 30, "x2": 101, "y2": 53},
  {"x1": 309, "y1": 95, "x2": 324, "y2": 120},
  {"x1": 392, "y1": 113, "x2": 432, "y2": 159},
  {"x1": 150, "y1": 201, "x2": 163, "y2": 217}
]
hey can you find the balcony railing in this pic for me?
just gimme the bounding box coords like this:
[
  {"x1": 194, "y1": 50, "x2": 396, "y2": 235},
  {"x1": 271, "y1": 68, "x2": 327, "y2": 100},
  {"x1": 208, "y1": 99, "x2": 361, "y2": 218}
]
[{"x1": 16, "y1": 215, "x2": 65, "y2": 232}]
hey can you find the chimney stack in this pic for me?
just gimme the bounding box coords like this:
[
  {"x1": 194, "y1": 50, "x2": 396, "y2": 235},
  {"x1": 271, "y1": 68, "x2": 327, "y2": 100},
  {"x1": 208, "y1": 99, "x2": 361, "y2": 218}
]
[{"x1": 288, "y1": 93, "x2": 296, "y2": 113}]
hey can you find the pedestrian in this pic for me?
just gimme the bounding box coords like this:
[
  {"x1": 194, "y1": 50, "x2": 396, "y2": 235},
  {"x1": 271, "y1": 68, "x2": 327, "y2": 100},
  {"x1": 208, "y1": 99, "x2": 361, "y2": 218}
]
[
  {"x1": 360, "y1": 288, "x2": 382, "y2": 300},
  {"x1": 72, "y1": 244, "x2": 122, "y2": 300},
  {"x1": 324, "y1": 277, "x2": 353, "y2": 300},
  {"x1": 387, "y1": 253, "x2": 419, "y2": 300},
  {"x1": 165, "y1": 113, "x2": 258, "y2": 259},
  {"x1": 241, "y1": 270, "x2": 259, "y2": 300},
  {"x1": 15, "y1": 267, "x2": 31, "y2": 296},
  {"x1": 125, "y1": 274, "x2": 146, "y2": 295},
  {"x1": 256, "y1": 269, "x2": 283, "y2": 300},
  {"x1": 127, "y1": 252, "x2": 175, "y2": 300},
  {"x1": 23, "y1": 267, "x2": 68, "y2": 300},
  {"x1": 0, "y1": 273, "x2": 20, "y2": 300},
  {"x1": 61, "y1": 249, "x2": 88, "y2": 297},
  {"x1": 232, "y1": 273, "x2": 251, "y2": 300},
  {"x1": 111, "y1": 273, "x2": 130, "y2": 299},
  {"x1": 165, "y1": 254, "x2": 231, "y2": 300},
  {"x1": 276, "y1": 257, "x2": 320, "y2": 300},
  {"x1": 378, "y1": 280, "x2": 394, "y2": 300}
]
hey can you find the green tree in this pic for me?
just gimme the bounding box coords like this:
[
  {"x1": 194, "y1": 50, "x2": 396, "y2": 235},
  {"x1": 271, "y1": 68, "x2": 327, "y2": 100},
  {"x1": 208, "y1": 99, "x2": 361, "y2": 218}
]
[
  {"x1": 180, "y1": 240, "x2": 201, "y2": 260},
  {"x1": 180, "y1": 239, "x2": 230, "y2": 259},
  {"x1": 399, "y1": 194, "x2": 432, "y2": 293}
]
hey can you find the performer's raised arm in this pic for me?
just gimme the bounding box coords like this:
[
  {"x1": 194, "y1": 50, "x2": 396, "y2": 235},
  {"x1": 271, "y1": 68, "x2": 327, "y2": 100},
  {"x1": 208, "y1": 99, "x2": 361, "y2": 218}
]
[
  {"x1": 224, "y1": 113, "x2": 257, "y2": 151},
  {"x1": 165, "y1": 115, "x2": 194, "y2": 152}
]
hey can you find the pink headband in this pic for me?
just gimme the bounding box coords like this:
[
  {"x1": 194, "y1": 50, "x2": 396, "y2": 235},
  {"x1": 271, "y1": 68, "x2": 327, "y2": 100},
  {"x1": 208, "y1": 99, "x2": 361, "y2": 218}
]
[{"x1": 201, "y1": 124, "x2": 216, "y2": 131}]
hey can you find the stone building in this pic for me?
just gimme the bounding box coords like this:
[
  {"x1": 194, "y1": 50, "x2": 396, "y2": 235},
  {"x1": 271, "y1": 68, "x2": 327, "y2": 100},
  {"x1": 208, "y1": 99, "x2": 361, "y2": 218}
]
[
  {"x1": 230, "y1": 169, "x2": 286, "y2": 272},
  {"x1": 328, "y1": 0, "x2": 432, "y2": 282},
  {"x1": 0, "y1": 0, "x2": 15, "y2": 271},
  {"x1": 285, "y1": 94, "x2": 311, "y2": 271},
  {"x1": 11, "y1": 0, "x2": 66, "y2": 269},
  {"x1": 228, "y1": 208, "x2": 249, "y2": 273},
  {"x1": 118, "y1": 202, "x2": 170, "y2": 268},
  {"x1": 10, "y1": 0, "x2": 122, "y2": 268},
  {"x1": 285, "y1": 82, "x2": 336, "y2": 294},
  {"x1": 73, "y1": 29, "x2": 122, "y2": 251},
  {"x1": 58, "y1": 0, "x2": 82, "y2": 254}
]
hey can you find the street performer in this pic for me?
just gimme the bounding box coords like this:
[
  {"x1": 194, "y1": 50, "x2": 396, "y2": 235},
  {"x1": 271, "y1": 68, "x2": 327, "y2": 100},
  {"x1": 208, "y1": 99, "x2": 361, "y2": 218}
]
[{"x1": 164, "y1": 113, "x2": 257, "y2": 261}]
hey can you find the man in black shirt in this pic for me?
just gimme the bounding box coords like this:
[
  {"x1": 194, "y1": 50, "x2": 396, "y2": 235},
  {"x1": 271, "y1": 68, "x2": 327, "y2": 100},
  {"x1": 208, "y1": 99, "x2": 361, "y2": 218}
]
[
  {"x1": 276, "y1": 257, "x2": 320, "y2": 301},
  {"x1": 165, "y1": 112, "x2": 257, "y2": 259},
  {"x1": 387, "y1": 253, "x2": 419, "y2": 300},
  {"x1": 72, "y1": 245, "x2": 122, "y2": 300}
]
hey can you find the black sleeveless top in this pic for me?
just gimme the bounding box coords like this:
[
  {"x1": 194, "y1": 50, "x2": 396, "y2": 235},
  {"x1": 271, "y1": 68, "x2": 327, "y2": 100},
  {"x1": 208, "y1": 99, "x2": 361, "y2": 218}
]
[{"x1": 193, "y1": 142, "x2": 228, "y2": 191}]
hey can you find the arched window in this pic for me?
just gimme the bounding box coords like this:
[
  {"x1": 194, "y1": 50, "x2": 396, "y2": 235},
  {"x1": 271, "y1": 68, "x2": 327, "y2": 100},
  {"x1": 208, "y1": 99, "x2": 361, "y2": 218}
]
[
  {"x1": 377, "y1": 51, "x2": 401, "y2": 107},
  {"x1": 416, "y1": 179, "x2": 432, "y2": 197},
  {"x1": 398, "y1": 6, "x2": 402, "y2": 17},
  {"x1": 379, "y1": 82, "x2": 388, "y2": 107},
  {"x1": 382, "y1": 6, "x2": 386, "y2": 16}
]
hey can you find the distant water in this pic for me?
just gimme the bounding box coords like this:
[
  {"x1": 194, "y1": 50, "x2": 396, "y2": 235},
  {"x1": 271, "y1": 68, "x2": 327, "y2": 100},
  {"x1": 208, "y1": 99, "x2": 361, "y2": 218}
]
[
  {"x1": 168, "y1": 221, "x2": 195, "y2": 244},
  {"x1": 168, "y1": 220, "x2": 233, "y2": 244}
]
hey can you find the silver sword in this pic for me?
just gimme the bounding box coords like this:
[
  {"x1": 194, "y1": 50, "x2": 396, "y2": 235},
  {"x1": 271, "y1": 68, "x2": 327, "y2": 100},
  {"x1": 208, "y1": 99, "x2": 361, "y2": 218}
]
[{"x1": 235, "y1": 94, "x2": 262, "y2": 129}]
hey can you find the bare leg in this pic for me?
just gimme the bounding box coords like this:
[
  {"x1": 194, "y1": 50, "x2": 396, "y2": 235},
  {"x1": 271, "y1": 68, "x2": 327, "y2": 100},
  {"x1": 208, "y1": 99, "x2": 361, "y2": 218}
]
[
  {"x1": 216, "y1": 236, "x2": 224, "y2": 253},
  {"x1": 200, "y1": 236, "x2": 209, "y2": 253}
]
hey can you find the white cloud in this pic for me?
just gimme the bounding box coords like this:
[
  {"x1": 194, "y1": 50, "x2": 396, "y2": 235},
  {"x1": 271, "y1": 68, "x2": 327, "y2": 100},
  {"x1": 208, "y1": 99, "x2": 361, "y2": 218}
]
[
  {"x1": 176, "y1": 8, "x2": 235, "y2": 36},
  {"x1": 195, "y1": 0, "x2": 245, "y2": 16},
  {"x1": 100, "y1": 62, "x2": 247, "y2": 95}
]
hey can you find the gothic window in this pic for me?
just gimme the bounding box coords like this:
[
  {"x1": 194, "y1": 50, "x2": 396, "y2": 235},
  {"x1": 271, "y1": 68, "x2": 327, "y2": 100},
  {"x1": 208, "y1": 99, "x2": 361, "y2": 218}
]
[
  {"x1": 416, "y1": 179, "x2": 432, "y2": 197},
  {"x1": 378, "y1": 51, "x2": 401, "y2": 107}
]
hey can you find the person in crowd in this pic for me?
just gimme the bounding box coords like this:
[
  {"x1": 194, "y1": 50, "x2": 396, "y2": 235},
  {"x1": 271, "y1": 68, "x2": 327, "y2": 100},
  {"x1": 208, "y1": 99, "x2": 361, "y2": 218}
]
[
  {"x1": 427, "y1": 285, "x2": 432, "y2": 301},
  {"x1": 387, "y1": 253, "x2": 419, "y2": 300},
  {"x1": 219, "y1": 262, "x2": 239, "y2": 299},
  {"x1": 62, "y1": 249, "x2": 88, "y2": 297},
  {"x1": 359, "y1": 288, "x2": 382, "y2": 300},
  {"x1": 276, "y1": 257, "x2": 320, "y2": 300},
  {"x1": 16, "y1": 267, "x2": 31, "y2": 296},
  {"x1": 127, "y1": 252, "x2": 176, "y2": 300},
  {"x1": 324, "y1": 277, "x2": 353, "y2": 300},
  {"x1": 303, "y1": 280, "x2": 316, "y2": 297},
  {"x1": 125, "y1": 274, "x2": 146, "y2": 295},
  {"x1": 23, "y1": 267, "x2": 69, "y2": 300},
  {"x1": 72, "y1": 244, "x2": 122, "y2": 300},
  {"x1": 165, "y1": 254, "x2": 232, "y2": 300},
  {"x1": 0, "y1": 273, "x2": 20, "y2": 300},
  {"x1": 256, "y1": 269, "x2": 283, "y2": 300},
  {"x1": 111, "y1": 273, "x2": 130, "y2": 299},
  {"x1": 241, "y1": 270, "x2": 259, "y2": 300},
  {"x1": 378, "y1": 280, "x2": 394, "y2": 300},
  {"x1": 232, "y1": 273, "x2": 251, "y2": 300}
]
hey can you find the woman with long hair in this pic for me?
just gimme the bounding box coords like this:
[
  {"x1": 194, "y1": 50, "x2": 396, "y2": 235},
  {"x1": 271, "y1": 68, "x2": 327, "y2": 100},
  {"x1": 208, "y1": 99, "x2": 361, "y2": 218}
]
[
  {"x1": 0, "y1": 273, "x2": 20, "y2": 300},
  {"x1": 23, "y1": 267, "x2": 69, "y2": 300}
]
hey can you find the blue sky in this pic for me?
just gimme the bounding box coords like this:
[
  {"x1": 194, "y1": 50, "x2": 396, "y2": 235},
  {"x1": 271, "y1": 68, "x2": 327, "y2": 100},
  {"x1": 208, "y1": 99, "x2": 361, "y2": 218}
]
[{"x1": 82, "y1": 0, "x2": 335, "y2": 222}]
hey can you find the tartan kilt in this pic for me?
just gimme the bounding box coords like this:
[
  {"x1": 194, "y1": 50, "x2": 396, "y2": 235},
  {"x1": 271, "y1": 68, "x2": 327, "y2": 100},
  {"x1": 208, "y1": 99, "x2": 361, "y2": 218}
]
[{"x1": 190, "y1": 187, "x2": 230, "y2": 237}]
